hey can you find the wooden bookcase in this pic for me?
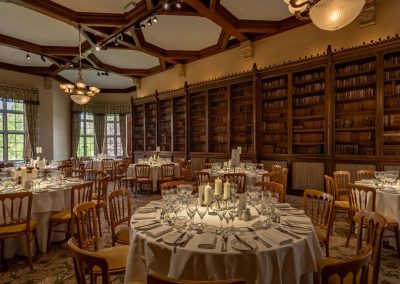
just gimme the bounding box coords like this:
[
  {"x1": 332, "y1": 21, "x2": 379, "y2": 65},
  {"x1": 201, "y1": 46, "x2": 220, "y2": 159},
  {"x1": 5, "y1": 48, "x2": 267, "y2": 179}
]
[
  {"x1": 260, "y1": 74, "x2": 288, "y2": 154},
  {"x1": 208, "y1": 87, "x2": 228, "y2": 153},
  {"x1": 334, "y1": 56, "x2": 377, "y2": 156},
  {"x1": 158, "y1": 99, "x2": 172, "y2": 152},
  {"x1": 173, "y1": 96, "x2": 186, "y2": 153},
  {"x1": 189, "y1": 91, "x2": 207, "y2": 152},
  {"x1": 145, "y1": 102, "x2": 157, "y2": 151},
  {"x1": 230, "y1": 81, "x2": 254, "y2": 154},
  {"x1": 383, "y1": 51, "x2": 400, "y2": 155},
  {"x1": 292, "y1": 67, "x2": 326, "y2": 155},
  {"x1": 133, "y1": 104, "x2": 144, "y2": 151}
]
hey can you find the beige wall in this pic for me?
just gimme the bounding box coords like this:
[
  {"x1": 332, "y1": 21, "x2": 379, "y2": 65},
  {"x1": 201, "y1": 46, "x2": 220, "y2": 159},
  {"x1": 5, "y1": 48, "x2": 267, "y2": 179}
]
[
  {"x1": 138, "y1": 0, "x2": 400, "y2": 97},
  {"x1": 0, "y1": 69, "x2": 71, "y2": 160},
  {"x1": 91, "y1": 92, "x2": 135, "y2": 104}
]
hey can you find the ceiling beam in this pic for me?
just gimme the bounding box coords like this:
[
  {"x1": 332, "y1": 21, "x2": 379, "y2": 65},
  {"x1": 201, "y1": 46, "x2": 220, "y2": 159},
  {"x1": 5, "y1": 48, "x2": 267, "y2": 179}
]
[
  {"x1": 217, "y1": 30, "x2": 231, "y2": 51},
  {"x1": 184, "y1": 0, "x2": 247, "y2": 41}
]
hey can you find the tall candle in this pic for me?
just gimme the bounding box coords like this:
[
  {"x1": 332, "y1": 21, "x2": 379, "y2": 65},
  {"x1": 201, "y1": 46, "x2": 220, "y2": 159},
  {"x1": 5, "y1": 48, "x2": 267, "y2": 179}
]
[
  {"x1": 223, "y1": 180, "x2": 231, "y2": 200},
  {"x1": 204, "y1": 183, "x2": 212, "y2": 205},
  {"x1": 156, "y1": 146, "x2": 160, "y2": 152},
  {"x1": 21, "y1": 166, "x2": 27, "y2": 189},
  {"x1": 198, "y1": 184, "x2": 205, "y2": 205},
  {"x1": 215, "y1": 177, "x2": 222, "y2": 195}
]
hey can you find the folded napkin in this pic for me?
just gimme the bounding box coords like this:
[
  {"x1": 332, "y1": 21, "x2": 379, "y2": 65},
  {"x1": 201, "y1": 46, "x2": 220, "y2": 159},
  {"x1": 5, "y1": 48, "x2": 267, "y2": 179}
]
[
  {"x1": 134, "y1": 220, "x2": 159, "y2": 230},
  {"x1": 261, "y1": 228, "x2": 293, "y2": 245},
  {"x1": 148, "y1": 200, "x2": 163, "y2": 207},
  {"x1": 132, "y1": 212, "x2": 156, "y2": 220},
  {"x1": 197, "y1": 233, "x2": 216, "y2": 249},
  {"x1": 136, "y1": 206, "x2": 155, "y2": 213},
  {"x1": 360, "y1": 179, "x2": 375, "y2": 184},
  {"x1": 146, "y1": 225, "x2": 173, "y2": 238},
  {"x1": 283, "y1": 216, "x2": 311, "y2": 224},
  {"x1": 275, "y1": 203, "x2": 291, "y2": 209}
]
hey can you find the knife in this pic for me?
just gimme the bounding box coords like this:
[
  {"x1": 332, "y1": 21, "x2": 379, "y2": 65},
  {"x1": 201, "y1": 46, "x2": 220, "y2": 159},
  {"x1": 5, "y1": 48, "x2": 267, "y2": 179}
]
[
  {"x1": 253, "y1": 236, "x2": 271, "y2": 248},
  {"x1": 173, "y1": 232, "x2": 187, "y2": 245},
  {"x1": 275, "y1": 227, "x2": 301, "y2": 239},
  {"x1": 234, "y1": 234, "x2": 254, "y2": 250}
]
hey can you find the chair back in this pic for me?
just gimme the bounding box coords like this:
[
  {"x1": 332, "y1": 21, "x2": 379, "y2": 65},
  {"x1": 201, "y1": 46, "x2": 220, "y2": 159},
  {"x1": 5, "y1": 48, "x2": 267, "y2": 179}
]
[
  {"x1": 66, "y1": 169, "x2": 84, "y2": 179},
  {"x1": 135, "y1": 164, "x2": 150, "y2": 181},
  {"x1": 122, "y1": 157, "x2": 131, "y2": 166},
  {"x1": 333, "y1": 171, "x2": 351, "y2": 197},
  {"x1": 117, "y1": 163, "x2": 128, "y2": 176},
  {"x1": 324, "y1": 175, "x2": 336, "y2": 197},
  {"x1": 58, "y1": 164, "x2": 72, "y2": 173},
  {"x1": 319, "y1": 245, "x2": 372, "y2": 284},
  {"x1": 70, "y1": 157, "x2": 80, "y2": 169},
  {"x1": 254, "y1": 181, "x2": 285, "y2": 202},
  {"x1": 255, "y1": 163, "x2": 264, "y2": 170},
  {"x1": 197, "y1": 172, "x2": 210, "y2": 185},
  {"x1": 96, "y1": 176, "x2": 109, "y2": 201},
  {"x1": 355, "y1": 210, "x2": 386, "y2": 284},
  {"x1": 223, "y1": 173, "x2": 246, "y2": 194},
  {"x1": 303, "y1": 189, "x2": 334, "y2": 245},
  {"x1": 181, "y1": 163, "x2": 192, "y2": 182},
  {"x1": 0, "y1": 191, "x2": 33, "y2": 232},
  {"x1": 160, "y1": 181, "x2": 194, "y2": 191},
  {"x1": 281, "y1": 167, "x2": 288, "y2": 193},
  {"x1": 161, "y1": 163, "x2": 175, "y2": 180},
  {"x1": 73, "y1": 201, "x2": 99, "y2": 251},
  {"x1": 348, "y1": 183, "x2": 376, "y2": 213},
  {"x1": 271, "y1": 164, "x2": 282, "y2": 183},
  {"x1": 70, "y1": 182, "x2": 93, "y2": 218},
  {"x1": 109, "y1": 189, "x2": 131, "y2": 246},
  {"x1": 262, "y1": 172, "x2": 277, "y2": 183},
  {"x1": 68, "y1": 238, "x2": 109, "y2": 284},
  {"x1": 356, "y1": 170, "x2": 375, "y2": 181},
  {"x1": 102, "y1": 159, "x2": 114, "y2": 171},
  {"x1": 147, "y1": 273, "x2": 246, "y2": 284},
  {"x1": 203, "y1": 163, "x2": 213, "y2": 169}
]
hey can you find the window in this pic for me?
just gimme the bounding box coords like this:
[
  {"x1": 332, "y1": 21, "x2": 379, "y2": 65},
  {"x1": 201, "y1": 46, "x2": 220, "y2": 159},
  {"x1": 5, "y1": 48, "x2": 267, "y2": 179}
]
[
  {"x1": 77, "y1": 113, "x2": 95, "y2": 157},
  {"x1": 105, "y1": 114, "x2": 122, "y2": 156},
  {"x1": 0, "y1": 100, "x2": 26, "y2": 161}
]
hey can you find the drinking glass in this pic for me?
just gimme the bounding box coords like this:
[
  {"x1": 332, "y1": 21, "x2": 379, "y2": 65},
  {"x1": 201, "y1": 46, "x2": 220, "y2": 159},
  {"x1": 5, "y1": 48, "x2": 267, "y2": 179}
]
[
  {"x1": 196, "y1": 200, "x2": 208, "y2": 228},
  {"x1": 186, "y1": 198, "x2": 197, "y2": 229},
  {"x1": 214, "y1": 202, "x2": 226, "y2": 234},
  {"x1": 223, "y1": 207, "x2": 231, "y2": 228}
]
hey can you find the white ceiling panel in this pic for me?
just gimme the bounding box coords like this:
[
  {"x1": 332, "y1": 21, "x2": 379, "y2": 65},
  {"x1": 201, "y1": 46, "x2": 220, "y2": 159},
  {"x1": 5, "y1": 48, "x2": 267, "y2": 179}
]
[
  {"x1": 0, "y1": 3, "x2": 78, "y2": 46},
  {"x1": 0, "y1": 45, "x2": 52, "y2": 67},
  {"x1": 50, "y1": 0, "x2": 135, "y2": 14},
  {"x1": 221, "y1": 0, "x2": 291, "y2": 21},
  {"x1": 95, "y1": 49, "x2": 159, "y2": 69},
  {"x1": 142, "y1": 15, "x2": 222, "y2": 51},
  {"x1": 59, "y1": 69, "x2": 134, "y2": 89}
]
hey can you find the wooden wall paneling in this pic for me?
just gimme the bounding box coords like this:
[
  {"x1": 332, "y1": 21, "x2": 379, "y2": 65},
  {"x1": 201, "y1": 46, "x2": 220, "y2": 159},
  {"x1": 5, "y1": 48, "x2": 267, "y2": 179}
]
[{"x1": 334, "y1": 163, "x2": 376, "y2": 182}]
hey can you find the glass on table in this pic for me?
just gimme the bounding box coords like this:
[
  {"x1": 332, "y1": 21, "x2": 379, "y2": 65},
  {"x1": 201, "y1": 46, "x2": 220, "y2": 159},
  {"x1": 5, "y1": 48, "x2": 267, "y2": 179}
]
[
  {"x1": 196, "y1": 199, "x2": 208, "y2": 228},
  {"x1": 186, "y1": 198, "x2": 197, "y2": 230}
]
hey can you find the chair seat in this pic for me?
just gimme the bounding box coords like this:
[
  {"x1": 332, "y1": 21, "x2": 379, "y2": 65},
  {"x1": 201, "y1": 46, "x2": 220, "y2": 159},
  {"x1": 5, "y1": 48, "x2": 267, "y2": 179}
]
[
  {"x1": 92, "y1": 199, "x2": 106, "y2": 207},
  {"x1": 335, "y1": 200, "x2": 349, "y2": 209},
  {"x1": 49, "y1": 210, "x2": 71, "y2": 221},
  {"x1": 121, "y1": 177, "x2": 135, "y2": 181},
  {"x1": 338, "y1": 194, "x2": 349, "y2": 202},
  {"x1": 161, "y1": 177, "x2": 174, "y2": 181},
  {"x1": 316, "y1": 227, "x2": 327, "y2": 243},
  {"x1": 0, "y1": 219, "x2": 38, "y2": 235},
  {"x1": 115, "y1": 226, "x2": 130, "y2": 245},
  {"x1": 381, "y1": 215, "x2": 399, "y2": 227},
  {"x1": 94, "y1": 245, "x2": 129, "y2": 274}
]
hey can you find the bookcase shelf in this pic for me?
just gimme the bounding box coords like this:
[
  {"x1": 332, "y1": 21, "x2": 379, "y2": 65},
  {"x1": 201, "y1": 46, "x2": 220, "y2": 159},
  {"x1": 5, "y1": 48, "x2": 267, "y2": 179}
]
[
  {"x1": 208, "y1": 87, "x2": 228, "y2": 153},
  {"x1": 173, "y1": 96, "x2": 186, "y2": 152},
  {"x1": 133, "y1": 105, "x2": 144, "y2": 151},
  {"x1": 189, "y1": 91, "x2": 206, "y2": 152},
  {"x1": 145, "y1": 102, "x2": 157, "y2": 152},
  {"x1": 158, "y1": 99, "x2": 171, "y2": 152}
]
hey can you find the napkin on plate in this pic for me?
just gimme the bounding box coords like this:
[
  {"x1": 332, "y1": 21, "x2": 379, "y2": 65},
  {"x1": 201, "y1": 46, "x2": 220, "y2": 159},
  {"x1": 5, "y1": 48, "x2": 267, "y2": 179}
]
[
  {"x1": 134, "y1": 220, "x2": 159, "y2": 230},
  {"x1": 197, "y1": 233, "x2": 217, "y2": 249},
  {"x1": 132, "y1": 212, "x2": 156, "y2": 220},
  {"x1": 146, "y1": 225, "x2": 173, "y2": 238},
  {"x1": 148, "y1": 200, "x2": 163, "y2": 208},
  {"x1": 283, "y1": 216, "x2": 311, "y2": 224},
  {"x1": 275, "y1": 203, "x2": 291, "y2": 209},
  {"x1": 261, "y1": 228, "x2": 293, "y2": 245}
]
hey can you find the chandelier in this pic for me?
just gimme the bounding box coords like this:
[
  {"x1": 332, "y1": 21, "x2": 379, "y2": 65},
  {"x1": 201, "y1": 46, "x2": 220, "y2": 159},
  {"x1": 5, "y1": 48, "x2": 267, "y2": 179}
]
[
  {"x1": 284, "y1": 0, "x2": 366, "y2": 31},
  {"x1": 59, "y1": 26, "x2": 100, "y2": 105}
]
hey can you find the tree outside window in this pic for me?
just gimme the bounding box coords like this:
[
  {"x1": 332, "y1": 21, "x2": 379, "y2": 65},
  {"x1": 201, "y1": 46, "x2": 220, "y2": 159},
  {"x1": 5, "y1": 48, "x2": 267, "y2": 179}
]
[
  {"x1": 105, "y1": 114, "x2": 122, "y2": 156},
  {"x1": 77, "y1": 112, "x2": 95, "y2": 157}
]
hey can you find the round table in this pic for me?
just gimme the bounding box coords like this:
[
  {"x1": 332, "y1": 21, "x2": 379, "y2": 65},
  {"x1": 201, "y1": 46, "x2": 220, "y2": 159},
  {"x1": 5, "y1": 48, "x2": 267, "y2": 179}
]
[
  {"x1": 124, "y1": 202, "x2": 322, "y2": 284},
  {"x1": 202, "y1": 169, "x2": 267, "y2": 186}
]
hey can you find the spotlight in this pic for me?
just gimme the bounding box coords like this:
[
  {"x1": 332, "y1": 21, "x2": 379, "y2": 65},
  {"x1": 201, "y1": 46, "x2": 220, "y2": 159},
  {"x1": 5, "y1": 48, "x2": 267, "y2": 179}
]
[
  {"x1": 117, "y1": 33, "x2": 124, "y2": 40},
  {"x1": 41, "y1": 55, "x2": 46, "y2": 62},
  {"x1": 175, "y1": 1, "x2": 182, "y2": 9},
  {"x1": 105, "y1": 71, "x2": 109, "y2": 76},
  {"x1": 152, "y1": 16, "x2": 158, "y2": 23},
  {"x1": 147, "y1": 18, "x2": 152, "y2": 26},
  {"x1": 140, "y1": 23, "x2": 146, "y2": 29},
  {"x1": 26, "y1": 53, "x2": 31, "y2": 60},
  {"x1": 95, "y1": 46, "x2": 101, "y2": 51},
  {"x1": 114, "y1": 38, "x2": 119, "y2": 45},
  {"x1": 69, "y1": 63, "x2": 74, "y2": 68},
  {"x1": 97, "y1": 71, "x2": 100, "y2": 76},
  {"x1": 163, "y1": 2, "x2": 169, "y2": 10}
]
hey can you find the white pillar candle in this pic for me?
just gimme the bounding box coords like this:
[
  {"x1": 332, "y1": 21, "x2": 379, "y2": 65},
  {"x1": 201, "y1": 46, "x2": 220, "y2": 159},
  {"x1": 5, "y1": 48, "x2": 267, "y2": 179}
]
[
  {"x1": 204, "y1": 183, "x2": 212, "y2": 205},
  {"x1": 199, "y1": 184, "x2": 205, "y2": 205},
  {"x1": 21, "y1": 167, "x2": 27, "y2": 189},
  {"x1": 156, "y1": 146, "x2": 160, "y2": 152},
  {"x1": 228, "y1": 160, "x2": 232, "y2": 168},
  {"x1": 32, "y1": 168, "x2": 38, "y2": 178},
  {"x1": 223, "y1": 180, "x2": 231, "y2": 200},
  {"x1": 214, "y1": 177, "x2": 222, "y2": 195}
]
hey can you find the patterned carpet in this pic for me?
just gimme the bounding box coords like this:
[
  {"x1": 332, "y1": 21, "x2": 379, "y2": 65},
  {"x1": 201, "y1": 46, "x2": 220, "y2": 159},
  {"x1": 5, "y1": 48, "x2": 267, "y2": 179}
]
[{"x1": 0, "y1": 185, "x2": 399, "y2": 284}]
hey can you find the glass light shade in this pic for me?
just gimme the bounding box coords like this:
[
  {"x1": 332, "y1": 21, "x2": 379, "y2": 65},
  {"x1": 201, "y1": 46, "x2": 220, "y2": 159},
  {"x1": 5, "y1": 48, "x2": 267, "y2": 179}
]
[
  {"x1": 76, "y1": 89, "x2": 84, "y2": 95},
  {"x1": 66, "y1": 84, "x2": 75, "y2": 90},
  {"x1": 76, "y1": 78, "x2": 86, "y2": 89},
  {"x1": 310, "y1": 0, "x2": 366, "y2": 31},
  {"x1": 288, "y1": 0, "x2": 308, "y2": 13},
  {"x1": 89, "y1": 86, "x2": 99, "y2": 93},
  {"x1": 70, "y1": 94, "x2": 91, "y2": 105},
  {"x1": 59, "y1": 84, "x2": 66, "y2": 90}
]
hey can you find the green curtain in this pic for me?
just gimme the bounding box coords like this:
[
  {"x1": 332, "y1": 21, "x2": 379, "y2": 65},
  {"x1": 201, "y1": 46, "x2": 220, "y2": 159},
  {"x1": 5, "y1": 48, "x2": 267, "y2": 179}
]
[
  {"x1": 25, "y1": 102, "x2": 39, "y2": 157},
  {"x1": 119, "y1": 114, "x2": 127, "y2": 156},
  {"x1": 94, "y1": 114, "x2": 105, "y2": 154},
  {"x1": 71, "y1": 112, "x2": 81, "y2": 157}
]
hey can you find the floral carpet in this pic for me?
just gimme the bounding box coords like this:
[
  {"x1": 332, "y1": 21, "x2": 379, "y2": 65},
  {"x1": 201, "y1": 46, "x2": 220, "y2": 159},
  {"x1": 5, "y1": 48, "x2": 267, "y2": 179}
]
[{"x1": 0, "y1": 186, "x2": 399, "y2": 284}]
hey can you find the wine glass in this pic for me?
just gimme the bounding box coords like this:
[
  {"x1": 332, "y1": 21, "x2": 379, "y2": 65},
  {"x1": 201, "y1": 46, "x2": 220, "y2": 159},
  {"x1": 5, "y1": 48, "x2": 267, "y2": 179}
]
[
  {"x1": 186, "y1": 198, "x2": 197, "y2": 230},
  {"x1": 214, "y1": 201, "x2": 227, "y2": 234},
  {"x1": 223, "y1": 206, "x2": 231, "y2": 228},
  {"x1": 196, "y1": 199, "x2": 208, "y2": 228},
  {"x1": 228, "y1": 203, "x2": 238, "y2": 231}
]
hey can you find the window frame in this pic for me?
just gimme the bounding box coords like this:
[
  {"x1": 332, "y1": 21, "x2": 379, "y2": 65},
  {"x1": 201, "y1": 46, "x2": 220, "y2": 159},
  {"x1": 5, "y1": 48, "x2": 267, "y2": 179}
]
[
  {"x1": 105, "y1": 114, "x2": 122, "y2": 156},
  {"x1": 78, "y1": 112, "x2": 95, "y2": 157}
]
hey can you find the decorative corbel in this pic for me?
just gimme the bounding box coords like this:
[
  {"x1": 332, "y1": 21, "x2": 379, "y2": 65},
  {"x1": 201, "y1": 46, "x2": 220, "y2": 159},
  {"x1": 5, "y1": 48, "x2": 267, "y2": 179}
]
[{"x1": 240, "y1": 40, "x2": 254, "y2": 61}]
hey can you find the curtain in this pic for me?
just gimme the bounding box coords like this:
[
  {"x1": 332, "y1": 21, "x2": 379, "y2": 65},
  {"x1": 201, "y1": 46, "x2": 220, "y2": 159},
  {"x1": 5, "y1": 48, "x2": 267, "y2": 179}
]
[
  {"x1": 71, "y1": 112, "x2": 81, "y2": 157},
  {"x1": 94, "y1": 114, "x2": 105, "y2": 154},
  {"x1": 71, "y1": 102, "x2": 130, "y2": 114},
  {"x1": 119, "y1": 114, "x2": 127, "y2": 156},
  {"x1": 25, "y1": 102, "x2": 39, "y2": 157}
]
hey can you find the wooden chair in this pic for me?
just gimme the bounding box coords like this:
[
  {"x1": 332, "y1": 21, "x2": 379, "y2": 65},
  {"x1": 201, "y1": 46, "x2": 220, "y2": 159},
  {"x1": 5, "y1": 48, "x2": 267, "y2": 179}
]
[
  {"x1": 255, "y1": 163, "x2": 264, "y2": 170},
  {"x1": 356, "y1": 170, "x2": 375, "y2": 181},
  {"x1": 47, "y1": 182, "x2": 93, "y2": 252},
  {"x1": 281, "y1": 167, "x2": 288, "y2": 194},
  {"x1": 271, "y1": 164, "x2": 282, "y2": 183},
  {"x1": 223, "y1": 173, "x2": 246, "y2": 194},
  {"x1": 82, "y1": 158, "x2": 96, "y2": 181},
  {"x1": 92, "y1": 176, "x2": 110, "y2": 236},
  {"x1": 158, "y1": 164, "x2": 176, "y2": 189},
  {"x1": 181, "y1": 161, "x2": 192, "y2": 182},
  {"x1": 58, "y1": 164, "x2": 72, "y2": 174},
  {"x1": 122, "y1": 157, "x2": 132, "y2": 166},
  {"x1": 303, "y1": 189, "x2": 335, "y2": 257},
  {"x1": 254, "y1": 181, "x2": 285, "y2": 202},
  {"x1": 109, "y1": 189, "x2": 131, "y2": 246},
  {"x1": 135, "y1": 164, "x2": 152, "y2": 196},
  {"x1": 0, "y1": 192, "x2": 39, "y2": 270},
  {"x1": 68, "y1": 238, "x2": 110, "y2": 284},
  {"x1": 102, "y1": 159, "x2": 115, "y2": 180},
  {"x1": 66, "y1": 168, "x2": 84, "y2": 179},
  {"x1": 70, "y1": 157, "x2": 81, "y2": 170},
  {"x1": 115, "y1": 163, "x2": 135, "y2": 191},
  {"x1": 317, "y1": 245, "x2": 372, "y2": 284},
  {"x1": 197, "y1": 172, "x2": 211, "y2": 185},
  {"x1": 203, "y1": 162, "x2": 213, "y2": 169},
  {"x1": 262, "y1": 172, "x2": 278, "y2": 183},
  {"x1": 160, "y1": 181, "x2": 195, "y2": 191},
  {"x1": 333, "y1": 171, "x2": 350, "y2": 201},
  {"x1": 324, "y1": 175, "x2": 350, "y2": 221},
  {"x1": 147, "y1": 273, "x2": 246, "y2": 284},
  {"x1": 73, "y1": 201, "x2": 128, "y2": 279}
]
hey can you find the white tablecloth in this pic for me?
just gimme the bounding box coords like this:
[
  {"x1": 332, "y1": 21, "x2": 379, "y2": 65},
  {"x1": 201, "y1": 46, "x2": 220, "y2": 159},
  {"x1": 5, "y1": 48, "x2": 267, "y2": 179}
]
[
  {"x1": 127, "y1": 163, "x2": 181, "y2": 192},
  {"x1": 202, "y1": 169, "x2": 267, "y2": 187},
  {"x1": 124, "y1": 204, "x2": 322, "y2": 284}
]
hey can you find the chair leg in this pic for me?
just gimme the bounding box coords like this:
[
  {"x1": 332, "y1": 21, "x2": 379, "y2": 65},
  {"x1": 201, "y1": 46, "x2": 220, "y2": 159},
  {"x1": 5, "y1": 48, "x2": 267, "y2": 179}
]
[
  {"x1": 26, "y1": 232, "x2": 33, "y2": 270},
  {"x1": 345, "y1": 217, "x2": 353, "y2": 247},
  {"x1": 46, "y1": 222, "x2": 53, "y2": 253},
  {"x1": 0, "y1": 239, "x2": 5, "y2": 265},
  {"x1": 97, "y1": 207, "x2": 102, "y2": 237},
  {"x1": 34, "y1": 229, "x2": 39, "y2": 254},
  {"x1": 103, "y1": 204, "x2": 110, "y2": 226},
  {"x1": 325, "y1": 241, "x2": 329, "y2": 257}
]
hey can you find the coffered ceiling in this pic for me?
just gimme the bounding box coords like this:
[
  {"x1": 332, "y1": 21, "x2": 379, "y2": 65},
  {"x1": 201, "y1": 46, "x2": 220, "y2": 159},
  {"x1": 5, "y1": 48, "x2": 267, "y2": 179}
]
[{"x1": 0, "y1": 0, "x2": 309, "y2": 92}]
